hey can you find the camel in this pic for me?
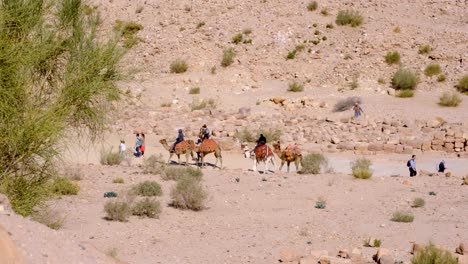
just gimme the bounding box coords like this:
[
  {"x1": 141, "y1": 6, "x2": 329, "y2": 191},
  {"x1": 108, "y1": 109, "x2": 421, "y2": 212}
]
[
  {"x1": 194, "y1": 139, "x2": 223, "y2": 168},
  {"x1": 242, "y1": 143, "x2": 276, "y2": 173},
  {"x1": 159, "y1": 139, "x2": 195, "y2": 165},
  {"x1": 272, "y1": 141, "x2": 302, "y2": 172}
]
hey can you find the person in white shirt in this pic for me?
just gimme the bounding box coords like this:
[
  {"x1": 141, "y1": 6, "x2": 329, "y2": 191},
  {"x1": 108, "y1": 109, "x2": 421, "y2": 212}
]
[{"x1": 119, "y1": 140, "x2": 126, "y2": 159}]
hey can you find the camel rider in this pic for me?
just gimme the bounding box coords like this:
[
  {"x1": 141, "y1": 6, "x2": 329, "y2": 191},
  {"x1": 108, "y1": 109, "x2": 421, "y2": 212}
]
[
  {"x1": 253, "y1": 133, "x2": 267, "y2": 153},
  {"x1": 200, "y1": 124, "x2": 210, "y2": 141},
  {"x1": 171, "y1": 129, "x2": 184, "y2": 152}
]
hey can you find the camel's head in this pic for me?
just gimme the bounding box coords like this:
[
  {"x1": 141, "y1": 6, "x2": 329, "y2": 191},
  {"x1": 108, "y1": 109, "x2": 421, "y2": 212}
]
[{"x1": 272, "y1": 141, "x2": 281, "y2": 153}]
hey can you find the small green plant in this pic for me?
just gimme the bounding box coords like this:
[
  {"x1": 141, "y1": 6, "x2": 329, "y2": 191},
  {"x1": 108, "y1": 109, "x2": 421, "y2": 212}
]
[
  {"x1": 322, "y1": 36, "x2": 327, "y2": 41},
  {"x1": 326, "y1": 23, "x2": 334, "y2": 29},
  {"x1": 412, "y1": 198, "x2": 425, "y2": 208},
  {"x1": 104, "y1": 200, "x2": 131, "y2": 222},
  {"x1": 364, "y1": 238, "x2": 382, "y2": 247},
  {"x1": 396, "y1": 90, "x2": 415, "y2": 98},
  {"x1": 311, "y1": 39, "x2": 320, "y2": 45},
  {"x1": 288, "y1": 82, "x2": 304, "y2": 92},
  {"x1": 312, "y1": 23, "x2": 318, "y2": 27},
  {"x1": 114, "y1": 20, "x2": 144, "y2": 48},
  {"x1": 286, "y1": 50, "x2": 297, "y2": 60},
  {"x1": 320, "y1": 8, "x2": 329, "y2": 16},
  {"x1": 190, "y1": 98, "x2": 217, "y2": 111},
  {"x1": 295, "y1": 44, "x2": 306, "y2": 52},
  {"x1": 196, "y1": 21, "x2": 205, "y2": 29},
  {"x1": 378, "y1": 78, "x2": 386, "y2": 84},
  {"x1": 50, "y1": 177, "x2": 79, "y2": 195},
  {"x1": 132, "y1": 198, "x2": 161, "y2": 218},
  {"x1": 336, "y1": 10, "x2": 363, "y2": 27},
  {"x1": 232, "y1": 33, "x2": 243, "y2": 44},
  {"x1": 107, "y1": 248, "x2": 119, "y2": 259},
  {"x1": 243, "y1": 28, "x2": 252, "y2": 35},
  {"x1": 457, "y1": 75, "x2": 468, "y2": 93},
  {"x1": 100, "y1": 148, "x2": 122, "y2": 165},
  {"x1": 189, "y1": 87, "x2": 201, "y2": 94},
  {"x1": 132, "y1": 181, "x2": 163, "y2": 197},
  {"x1": 429, "y1": 191, "x2": 437, "y2": 196},
  {"x1": 113, "y1": 178, "x2": 125, "y2": 184},
  {"x1": 243, "y1": 39, "x2": 252, "y2": 44},
  {"x1": 300, "y1": 153, "x2": 328, "y2": 174},
  {"x1": 221, "y1": 48, "x2": 236, "y2": 67},
  {"x1": 314, "y1": 30, "x2": 321, "y2": 35},
  {"x1": 385, "y1": 51, "x2": 401, "y2": 65},
  {"x1": 351, "y1": 158, "x2": 373, "y2": 179},
  {"x1": 170, "y1": 176, "x2": 208, "y2": 211},
  {"x1": 418, "y1": 45, "x2": 432, "y2": 55},
  {"x1": 307, "y1": 1, "x2": 318, "y2": 11},
  {"x1": 315, "y1": 197, "x2": 326, "y2": 209},
  {"x1": 170, "y1": 59, "x2": 188, "y2": 73},
  {"x1": 411, "y1": 243, "x2": 457, "y2": 264},
  {"x1": 391, "y1": 211, "x2": 414, "y2": 223},
  {"x1": 439, "y1": 92, "x2": 462, "y2": 107},
  {"x1": 437, "y1": 74, "x2": 446, "y2": 82},
  {"x1": 344, "y1": 54, "x2": 352, "y2": 60},
  {"x1": 392, "y1": 68, "x2": 418, "y2": 90},
  {"x1": 424, "y1": 64, "x2": 442, "y2": 77},
  {"x1": 162, "y1": 167, "x2": 203, "y2": 181}
]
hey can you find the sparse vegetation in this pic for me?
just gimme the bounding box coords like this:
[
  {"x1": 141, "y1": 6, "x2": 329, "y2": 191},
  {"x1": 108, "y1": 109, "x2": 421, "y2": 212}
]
[
  {"x1": 364, "y1": 238, "x2": 382, "y2": 247},
  {"x1": 232, "y1": 33, "x2": 243, "y2": 44},
  {"x1": 170, "y1": 59, "x2": 189, "y2": 73},
  {"x1": 396, "y1": 90, "x2": 415, "y2": 98},
  {"x1": 100, "y1": 148, "x2": 122, "y2": 166},
  {"x1": 295, "y1": 44, "x2": 306, "y2": 52},
  {"x1": 50, "y1": 177, "x2": 80, "y2": 196},
  {"x1": 385, "y1": 51, "x2": 401, "y2": 65},
  {"x1": 287, "y1": 50, "x2": 297, "y2": 60},
  {"x1": 311, "y1": 39, "x2": 320, "y2": 45},
  {"x1": 393, "y1": 26, "x2": 401, "y2": 33},
  {"x1": 429, "y1": 191, "x2": 437, "y2": 196},
  {"x1": 307, "y1": 1, "x2": 318, "y2": 11},
  {"x1": 315, "y1": 197, "x2": 326, "y2": 209},
  {"x1": 190, "y1": 98, "x2": 217, "y2": 111},
  {"x1": 221, "y1": 48, "x2": 236, "y2": 67},
  {"x1": 189, "y1": 87, "x2": 201, "y2": 94},
  {"x1": 113, "y1": 178, "x2": 125, "y2": 184},
  {"x1": 170, "y1": 176, "x2": 208, "y2": 211},
  {"x1": 457, "y1": 75, "x2": 468, "y2": 93},
  {"x1": 391, "y1": 211, "x2": 414, "y2": 223},
  {"x1": 336, "y1": 10, "x2": 363, "y2": 27},
  {"x1": 344, "y1": 54, "x2": 352, "y2": 60},
  {"x1": 143, "y1": 154, "x2": 166, "y2": 175},
  {"x1": 322, "y1": 36, "x2": 327, "y2": 41},
  {"x1": 288, "y1": 82, "x2": 304, "y2": 92},
  {"x1": 326, "y1": 23, "x2": 334, "y2": 29},
  {"x1": 114, "y1": 20, "x2": 144, "y2": 48},
  {"x1": 351, "y1": 158, "x2": 373, "y2": 179},
  {"x1": 333, "y1": 97, "x2": 362, "y2": 112},
  {"x1": 300, "y1": 153, "x2": 328, "y2": 174},
  {"x1": 314, "y1": 30, "x2": 321, "y2": 35},
  {"x1": 132, "y1": 198, "x2": 161, "y2": 218},
  {"x1": 424, "y1": 64, "x2": 442, "y2": 77},
  {"x1": 412, "y1": 198, "x2": 425, "y2": 208},
  {"x1": 243, "y1": 28, "x2": 252, "y2": 35},
  {"x1": 32, "y1": 206, "x2": 65, "y2": 230},
  {"x1": 132, "y1": 181, "x2": 163, "y2": 197},
  {"x1": 378, "y1": 78, "x2": 386, "y2": 84},
  {"x1": 104, "y1": 200, "x2": 131, "y2": 222},
  {"x1": 418, "y1": 45, "x2": 432, "y2": 55},
  {"x1": 411, "y1": 243, "x2": 457, "y2": 264},
  {"x1": 235, "y1": 128, "x2": 282, "y2": 143},
  {"x1": 392, "y1": 68, "x2": 418, "y2": 90},
  {"x1": 196, "y1": 21, "x2": 205, "y2": 29},
  {"x1": 439, "y1": 92, "x2": 462, "y2": 107},
  {"x1": 437, "y1": 74, "x2": 446, "y2": 82},
  {"x1": 162, "y1": 167, "x2": 203, "y2": 181},
  {"x1": 320, "y1": 8, "x2": 329, "y2": 16}
]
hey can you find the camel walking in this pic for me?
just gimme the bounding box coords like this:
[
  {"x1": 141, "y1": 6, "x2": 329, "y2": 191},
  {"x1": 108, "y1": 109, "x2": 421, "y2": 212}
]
[
  {"x1": 243, "y1": 144, "x2": 276, "y2": 174},
  {"x1": 195, "y1": 139, "x2": 223, "y2": 168},
  {"x1": 273, "y1": 141, "x2": 302, "y2": 172},
  {"x1": 159, "y1": 139, "x2": 195, "y2": 165}
]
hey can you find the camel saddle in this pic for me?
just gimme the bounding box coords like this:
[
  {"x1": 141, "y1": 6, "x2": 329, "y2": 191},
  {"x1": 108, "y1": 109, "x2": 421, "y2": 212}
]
[
  {"x1": 199, "y1": 139, "x2": 218, "y2": 153},
  {"x1": 286, "y1": 145, "x2": 302, "y2": 155},
  {"x1": 254, "y1": 144, "x2": 274, "y2": 159},
  {"x1": 173, "y1": 140, "x2": 193, "y2": 154}
]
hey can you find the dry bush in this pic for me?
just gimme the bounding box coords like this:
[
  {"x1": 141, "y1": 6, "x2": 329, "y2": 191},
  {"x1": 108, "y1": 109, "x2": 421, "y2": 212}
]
[
  {"x1": 385, "y1": 51, "x2": 401, "y2": 65},
  {"x1": 418, "y1": 45, "x2": 432, "y2": 55},
  {"x1": 412, "y1": 198, "x2": 425, "y2": 208},
  {"x1": 32, "y1": 206, "x2": 66, "y2": 230},
  {"x1": 392, "y1": 68, "x2": 418, "y2": 90},
  {"x1": 113, "y1": 178, "x2": 125, "y2": 184},
  {"x1": 351, "y1": 158, "x2": 372, "y2": 179},
  {"x1": 49, "y1": 177, "x2": 79, "y2": 196},
  {"x1": 286, "y1": 50, "x2": 297, "y2": 60},
  {"x1": 364, "y1": 238, "x2": 382, "y2": 247},
  {"x1": 196, "y1": 21, "x2": 205, "y2": 29},
  {"x1": 231, "y1": 33, "x2": 243, "y2": 44},
  {"x1": 162, "y1": 167, "x2": 203, "y2": 181},
  {"x1": 326, "y1": 23, "x2": 334, "y2": 29},
  {"x1": 131, "y1": 198, "x2": 161, "y2": 218},
  {"x1": 457, "y1": 75, "x2": 468, "y2": 94},
  {"x1": 170, "y1": 176, "x2": 208, "y2": 211},
  {"x1": 104, "y1": 200, "x2": 131, "y2": 222},
  {"x1": 391, "y1": 211, "x2": 414, "y2": 223},
  {"x1": 243, "y1": 28, "x2": 252, "y2": 35},
  {"x1": 189, "y1": 87, "x2": 200, "y2": 94},
  {"x1": 336, "y1": 10, "x2": 363, "y2": 27},
  {"x1": 396, "y1": 90, "x2": 415, "y2": 98},
  {"x1": 221, "y1": 48, "x2": 236, "y2": 67},
  {"x1": 114, "y1": 20, "x2": 143, "y2": 48},
  {"x1": 100, "y1": 148, "x2": 122, "y2": 166},
  {"x1": 411, "y1": 243, "x2": 457, "y2": 264},
  {"x1": 439, "y1": 92, "x2": 462, "y2": 107},
  {"x1": 333, "y1": 96, "x2": 362, "y2": 112},
  {"x1": 190, "y1": 98, "x2": 217, "y2": 111},
  {"x1": 378, "y1": 78, "x2": 386, "y2": 84},
  {"x1": 307, "y1": 1, "x2": 318, "y2": 11},
  {"x1": 437, "y1": 74, "x2": 446, "y2": 82},
  {"x1": 288, "y1": 82, "x2": 304, "y2": 92},
  {"x1": 143, "y1": 154, "x2": 166, "y2": 175},
  {"x1": 300, "y1": 153, "x2": 328, "y2": 174},
  {"x1": 424, "y1": 64, "x2": 442, "y2": 77},
  {"x1": 170, "y1": 59, "x2": 188, "y2": 73},
  {"x1": 132, "y1": 181, "x2": 162, "y2": 197},
  {"x1": 320, "y1": 8, "x2": 329, "y2": 16}
]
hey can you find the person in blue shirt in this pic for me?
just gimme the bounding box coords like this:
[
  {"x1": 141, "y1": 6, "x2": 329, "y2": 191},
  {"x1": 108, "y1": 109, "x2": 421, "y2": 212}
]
[
  {"x1": 171, "y1": 129, "x2": 184, "y2": 152},
  {"x1": 353, "y1": 102, "x2": 364, "y2": 118},
  {"x1": 408, "y1": 155, "x2": 417, "y2": 177},
  {"x1": 134, "y1": 133, "x2": 142, "y2": 157}
]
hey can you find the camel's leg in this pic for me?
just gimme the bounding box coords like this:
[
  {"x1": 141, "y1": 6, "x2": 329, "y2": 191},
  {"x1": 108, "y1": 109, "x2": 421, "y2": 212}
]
[
  {"x1": 295, "y1": 159, "x2": 300, "y2": 171},
  {"x1": 265, "y1": 159, "x2": 269, "y2": 174},
  {"x1": 199, "y1": 153, "x2": 204, "y2": 167},
  {"x1": 168, "y1": 152, "x2": 174, "y2": 164},
  {"x1": 252, "y1": 159, "x2": 257, "y2": 172},
  {"x1": 271, "y1": 157, "x2": 276, "y2": 173},
  {"x1": 185, "y1": 151, "x2": 190, "y2": 166},
  {"x1": 287, "y1": 161, "x2": 290, "y2": 173},
  {"x1": 177, "y1": 154, "x2": 181, "y2": 165},
  {"x1": 219, "y1": 155, "x2": 223, "y2": 169}
]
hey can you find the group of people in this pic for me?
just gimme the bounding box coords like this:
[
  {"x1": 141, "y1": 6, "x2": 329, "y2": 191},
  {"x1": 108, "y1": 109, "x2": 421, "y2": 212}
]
[
  {"x1": 120, "y1": 133, "x2": 146, "y2": 158},
  {"x1": 406, "y1": 155, "x2": 448, "y2": 177},
  {"x1": 171, "y1": 124, "x2": 211, "y2": 151}
]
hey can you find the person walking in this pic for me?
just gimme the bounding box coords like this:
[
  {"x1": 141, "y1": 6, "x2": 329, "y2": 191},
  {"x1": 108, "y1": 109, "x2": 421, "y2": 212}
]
[
  {"x1": 353, "y1": 102, "x2": 364, "y2": 118},
  {"x1": 438, "y1": 160, "x2": 446, "y2": 173},
  {"x1": 140, "y1": 133, "x2": 146, "y2": 156},
  {"x1": 119, "y1": 140, "x2": 126, "y2": 160},
  {"x1": 408, "y1": 155, "x2": 417, "y2": 177},
  {"x1": 134, "y1": 133, "x2": 142, "y2": 157}
]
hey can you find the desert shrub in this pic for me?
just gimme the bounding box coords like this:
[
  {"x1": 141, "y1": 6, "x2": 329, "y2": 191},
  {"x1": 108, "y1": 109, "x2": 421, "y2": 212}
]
[
  {"x1": 307, "y1": 1, "x2": 318, "y2": 11},
  {"x1": 315, "y1": 197, "x2": 326, "y2": 209},
  {"x1": 311, "y1": 39, "x2": 320, "y2": 45},
  {"x1": 296, "y1": 44, "x2": 306, "y2": 52},
  {"x1": 232, "y1": 33, "x2": 243, "y2": 44},
  {"x1": 429, "y1": 191, "x2": 436, "y2": 196},
  {"x1": 411, "y1": 243, "x2": 457, "y2": 264},
  {"x1": 322, "y1": 36, "x2": 327, "y2": 41},
  {"x1": 243, "y1": 39, "x2": 252, "y2": 44},
  {"x1": 170, "y1": 59, "x2": 188, "y2": 73},
  {"x1": 286, "y1": 50, "x2": 297, "y2": 60},
  {"x1": 243, "y1": 28, "x2": 252, "y2": 35},
  {"x1": 235, "y1": 128, "x2": 256, "y2": 143},
  {"x1": 190, "y1": 98, "x2": 217, "y2": 111},
  {"x1": 104, "y1": 200, "x2": 131, "y2": 222},
  {"x1": 393, "y1": 26, "x2": 401, "y2": 33},
  {"x1": 32, "y1": 206, "x2": 65, "y2": 230},
  {"x1": 132, "y1": 181, "x2": 162, "y2": 197},
  {"x1": 288, "y1": 82, "x2": 304, "y2": 92},
  {"x1": 320, "y1": 8, "x2": 329, "y2": 16},
  {"x1": 49, "y1": 177, "x2": 79, "y2": 195},
  {"x1": 100, "y1": 148, "x2": 122, "y2": 165},
  {"x1": 0, "y1": 177, "x2": 50, "y2": 217},
  {"x1": 326, "y1": 23, "x2": 334, "y2": 29},
  {"x1": 131, "y1": 198, "x2": 161, "y2": 218},
  {"x1": 314, "y1": 30, "x2": 321, "y2": 35},
  {"x1": 351, "y1": 158, "x2": 373, "y2": 179},
  {"x1": 437, "y1": 74, "x2": 446, "y2": 82},
  {"x1": 385, "y1": 51, "x2": 401, "y2": 65},
  {"x1": 143, "y1": 154, "x2": 166, "y2": 175},
  {"x1": 424, "y1": 64, "x2": 442, "y2": 77},
  {"x1": 391, "y1": 211, "x2": 414, "y2": 223},
  {"x1": 396, "y1": 90, "x2": 415, "y2": 98},
  {"x1": 221, "y1": 48, "x2": 236, "y2": 67},
  {"x1": 392, "y1": 68, "x2": 418, "y2": 90},
  {"x1": 114, "y1": 20, "x2": 143, "y2": 48},
  {"x1": 162, "y1": 167, "x2": 203, "y2": 181},
  {"x1": 439, "y1": 92, "x2": 462, "y2": 107},
  {"x1": 418, "y1": 45, "x2": 432, "y2": 55},
  {"x1": 189, "y1": 87, "x2": 200, "y2": 94},
  {"x1": 235, "y1": 127, "x2": 283, "y2": 143},
  {"x1": 378, "y1": 78, "x2": 386, "y2": 84},
  {"x1": 412, "y1": 198, "x2": 425, "y2": 208},
  {"x1": 113, "y1": 178, "x2": 125, "y2": 184},
  {"x1": 300, "y1": 153, "x2": 328, "y2": 174},
  {"x1": 170, "y1": 176, "x2": 208, "y2": 211},
  {"x1": 62, "y1": 166, "x2": 82, "y2": 181},
  {"x1": 457, "y1": 75, "x2": 468, "y2": 93},
  {"x1": 196, "y1": 21, "x2": 205, "y2": 29},
  {"x1": 364, "y1": 238, "x2": 382, "y2": 247},
  {"x1": 135, "y1": 6, "x2": 143, "y2": 13},
  {"x1": 336, "y1": 10, "x2": 363, "y2": 27},
  {"x1": 333, "y1": 96, "x2": 362, "y2": 112}
]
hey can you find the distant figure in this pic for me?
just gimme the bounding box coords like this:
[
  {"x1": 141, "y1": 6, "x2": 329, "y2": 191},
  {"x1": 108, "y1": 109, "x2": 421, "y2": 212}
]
[
  {"x1": 407, "y1": 155, "x2": 417, "y2": 177},
  {"x1": 353, "y1": 102, "x2": 364, "y2": 118},
  {"x1": 438, "y1": 160, "x2": 446, "y2": 173},
  {"x1": 140, "y1": 133, "x2": 146, "y2": 156},
  {"x1": 119, "y1": 140, "x2": 126, "y2": 159},
  {"x1": 171, "y1": 129, "x2": 185, "y2": 152},
  {"x1": 134, "y1": 134, "x2": 142, "y2": 157},
  {"x1": 200, "y1": 124, "x2": 210, "y2": 141},
  {"x1": 253, "y1": 133, "x2": 267, "y2": 153}
]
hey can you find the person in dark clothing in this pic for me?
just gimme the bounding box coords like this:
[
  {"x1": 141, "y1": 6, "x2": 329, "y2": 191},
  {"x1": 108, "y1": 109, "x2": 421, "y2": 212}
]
[
  {"x1": 438, "y1": 160, "x2": 446, "y2": 173},
  {"x1": 253, "y1": 134, "x2": 267, "y2": 153},
  {"x1": 200, "y1": 124, "x2": 210, "y2": 141},
  {"x1": 171, "y1": 129, "x2": 184, "y2": 152},
  {"x1": 408, "y1": 155, "x2": 417, "y2": 177}
]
